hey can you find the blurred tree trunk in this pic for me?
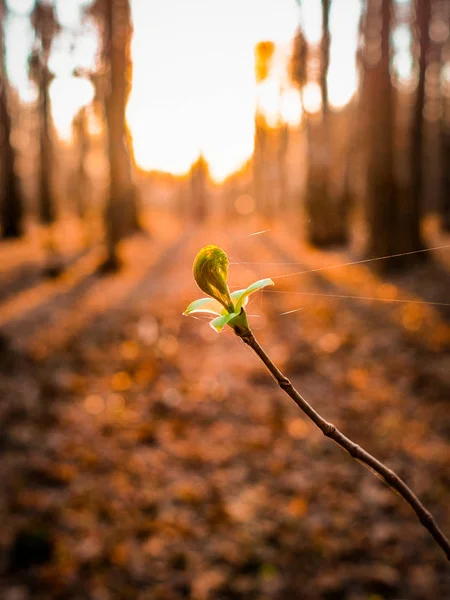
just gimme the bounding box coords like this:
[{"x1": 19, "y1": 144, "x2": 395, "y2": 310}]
[
  {"x1": 0, "y1": 0, "x2": 23, "y2": 239},
  {"x1": 277, "y1": 122, "x2": 289, "y2": 212},
  {"x1": 36, "y1": 59, "x2": 54, "y2": 225},
  {"x1": 441, "y1": 5, "x2": 450, "y2": 231},
  {"x1": 30, "y1": 1, "x2": 63, "y2": 276},
  {"x1": 303, "y1": 0, "x2": 348, "y2": 246},
  {"x1": 253, "y1": 112, "x2": 268, "y2": 215},
  {"x1": 72, "y1": 106, "x2": 89, "y2": 220},
  {"x1": 405, "y1": 0, "x2": 431, "y2": 251},
  {"x1": 336, "y1": 121, "x2": 353, "y2": 241},
  {"x1": 304, "y1": 118, "x2": 329, "y2": 245},
  {"x1": 304, "y1": 0, "x2": 330, "y2": 246},
  {"x1": 290, "y1": 24, "x2": 308, "y2": 216},
  {"x1": 442, "y1": 106, "x2": 450, "y2": 231},
  {"x1": 254, "y1": 41, "x2": 274, "y2": 216},
  {"x1": 100, "y1": 0, "x2": 140, "y2": 270},
  {"x1": 364, "y1": 0, "x2": 401, "y2": 261},
  {"x1": 290, "y1": 25, "x2": 307, "y2": 110},
  {"x1": 320, "y1": 0, "x2": 330, "y2": 113},
  {"x1": 190, "y1": 154, "x2": 208, "y2": 221},
  {"x1": 30, "y1": 2, "x2": 58, "y2": 228}
]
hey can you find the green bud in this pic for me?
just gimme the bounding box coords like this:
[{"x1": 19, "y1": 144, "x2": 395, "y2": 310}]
[{"x1": 193, "y1": 245, "x2": 234, "y2": 313}]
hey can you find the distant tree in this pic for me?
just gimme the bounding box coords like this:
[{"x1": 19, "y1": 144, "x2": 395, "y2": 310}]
[
  {"x1": 304, "y1": 0, "x2": 332, "y2": 247},
  {"x1": 255, "y1": 41, "x2": 291, "y2": 216},
  {"x1": 290, "y1": 25, "x2": 309, "y2": 215},
  {"x1": 363, "y1": 0, "x2": 401, "y2": 262},
  {"x1": 291, "y1": 1, "x2": 349, "y2": 246},
  {"x1": 71, "y1": 105, "x2": 90, "y2": 221},
  {"x1": 319, "y1": 0, "x2": 330, "y2": 117},
  {"x1": 290, "y1": 27, "x2": 308, "y2": 109},
  {"x1": 405, "y1": 0, "x2": 431, "y2": 251},
  {"x1": 90, "y1": 0, "x2": 140, "y2": 271},
  {"x1": 277, "y1": 121, "x2": 289, "y2": 211},
  {"x1": 29, "y1": 0, "x2": 64, "y2": 276},
  {"x1": 190, "y1": 154, "x2": 209, "y2": 221},
  {"x1": 253, "y1": 111, "x2": 269, "y2": 215},
  {"x1": 364, "y1": 0, "x2": 432, "y2": 265},
  {"x1": 440, "y1": 3, "x2": 450, "y2": 231},
  {"x1": 442, "y1": 91, "x2": 450, "y2": 231},
  {"x1": 254, "y1": 41, "x2": 275, "y2": 216},
  {"x1": 0, "y1": 0, "x2": 24, "y2": 239},
  {"x1": 30, "y1": 0, "x2": 59, "y2": 230}
]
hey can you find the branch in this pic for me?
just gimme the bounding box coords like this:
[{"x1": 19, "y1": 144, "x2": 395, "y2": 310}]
[{"x1": 235, "y1": 325, "x2": 450, "y2": 562}]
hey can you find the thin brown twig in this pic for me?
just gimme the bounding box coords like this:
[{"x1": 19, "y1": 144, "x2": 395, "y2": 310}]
[{"x1": 233, "y1": 323, "x2": 450, "y2": 562}]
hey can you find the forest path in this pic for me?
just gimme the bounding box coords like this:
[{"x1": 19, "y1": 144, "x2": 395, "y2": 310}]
[{"x1": 0, "y1": 214, "x2": 449, "y2": 600}]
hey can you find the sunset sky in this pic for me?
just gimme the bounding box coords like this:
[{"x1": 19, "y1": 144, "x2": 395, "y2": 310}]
[{"x1": 5, "y1": 0, "x2": 362, "y2": 181}]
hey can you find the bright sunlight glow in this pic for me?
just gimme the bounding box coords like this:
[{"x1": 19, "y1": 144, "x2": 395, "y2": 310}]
[
  {"x1": 127, "y1": 0, "x2": 300, "y2": 181},
  {"x1": 5, "y1": 0, "x2": 362, "y2": 182}
]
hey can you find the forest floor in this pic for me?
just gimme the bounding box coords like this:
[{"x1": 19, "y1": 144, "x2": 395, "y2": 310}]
[{"x1": 0, "y1": 212, "x2": 449, "y2": 600}]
